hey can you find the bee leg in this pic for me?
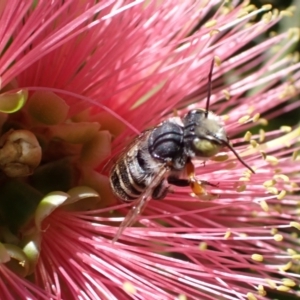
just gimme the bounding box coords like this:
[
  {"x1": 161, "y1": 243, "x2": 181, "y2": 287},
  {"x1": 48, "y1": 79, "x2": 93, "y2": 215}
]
[
  {"x1": 198, "y1": 180, "x2": 219, "y2": 188},
  {"x1": 167, "y1": 177, "x2": 190, "y2": 187},
  {"x1": 168, "y1": 161, "x2": 218, "y2": 196},
  {"x1": 167, "y1": 177, "x2": 218, "y2": 198},
  {"x1": 167, "y1": 176, "x2": 204, "y2": 196},
  {"x1": 185, "y1": 160, "x2": 218, "y2": 196},
  {"x1": 168, "y1": 177, "x2": 218, "y2": 187},
  {"x1": 168, "y1": 176, "x2": 206, "y2": 196}
]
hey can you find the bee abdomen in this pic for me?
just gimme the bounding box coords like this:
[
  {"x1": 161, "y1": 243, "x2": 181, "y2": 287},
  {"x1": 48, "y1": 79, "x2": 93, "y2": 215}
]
[
  {"x1": 110, "y1": 169, "x2": 137, "y2": 202},
  {"x1": 110, "y1": 158, "x2": 143, "y2": 202}
]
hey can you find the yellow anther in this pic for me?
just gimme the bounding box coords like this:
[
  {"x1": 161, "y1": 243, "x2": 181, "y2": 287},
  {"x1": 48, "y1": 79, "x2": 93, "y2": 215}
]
[
  {"x1": 265, "y1": 278, "x2": 277, "y2": 289},
  {"x1": 252, "y1": 254, "x2": 264, "y2": 262},
  {"x1": 238, "y1": 115, "x2": 250, "y2": 124},
  {"x1": 262, "y1": 4, "x2": 272, "y2": 10},
  {"x1": 282, "y1": 278, "x2": 296, "y2": 287},
  {"x1": 243, "y1": 4, "x2": 257, "y2": 12},
  {"x1": 224, "y1": 230, "x2": 231, "y2": 239},
  {"x1": 239, "y1": 177, "x2": 250, "y2": 182},
  {"x1": 209, "y1": 29, "x2": 220, "y2": 36},
  {"x1": 259, "y1": 129, "x2": 265, "y2": 142},
  {"x1": 279, "y1": 261, "x2": 292, "y2": 272},
  {"x1": 222, "y1": 114, "x2": 230, "y2": 121},
  {"x1": 270, "y1": 228, "x2": 278, "y2": 235},
  {"x1": 252, "y1": 113, "x2": 260, "y2": 122},
  {"x1": 266, "y1": 187, "x2": 278, "y2": 195},
  {"x1": 272, "y1": 8, "x2": 279, "y2": 18},
  {"x1": 273, "y1": 234, "x2": 283, "y2": 242},
  {"x1": 258, "y1": 284, "x2": 266, "y2": 296},
  {"x1": 287, "y1": 248, "x2": 297, "y2": 256},
  {"x1": 280, "y1": 125, "x2": 292, "y2": 133},
  {"x1": 263, "y1": 179, "x2": 276, "y2": 187},
  {"x1": 260, "y1": 200, "x2": 269, "y2": 212},
  {"x1": 290, "y1": 221, "x2": 300, "y2": 230},
  {"x1": 258, "y1": 118, "x2": 268, "y2": 126},
  {"x1": 262, "y1": 11, "x2": 272, "y2": 23},
  {"x1": 199, "y1": 242, "x2": 207, "y2": 250},
  {"x1": 292, "y1": 150, "x2": 299, "y2": 161},
  {"x1": 277, "y1": 190, "x2": 286, "y2": 200},
  {"x1": 250, "y1": 140, "x2": 258, "y2": 148},
  {"x1": 276, "y1": 285, "x2": 290, "y2": 292},
  {"x1": 243, "y1": 170, "x2": 252, "y2": 177},
  {"x1": 237, "y1": 10, "x2": 248, "y2": 18},
  {"x1": 273, "y1": 174, "x2": 289, "y2": 182},
  {"x1": 280, "y1": 10, "x2": 293, "y2": 17},
  {"x1": 204, "y1": 20, "x2": 217, "y2": 28},
  {"x1": 244, "y1": 131, "x2": 252, "y2": 142},
  {"x1": 214, "y1": 56, "x2": 221, "y2": 66},
  {"x1": 290, "y1": 182, "x2": 298, "y2": 189},
  {"x1": 246, "y1": 292, "x2": 257, "y2": 300},
  {"x1": 265, "y1": 155, "x2": 279, "y2": 165},
  {"x1": 222, "y1": 89, "x2": 230, "y2": 100}
]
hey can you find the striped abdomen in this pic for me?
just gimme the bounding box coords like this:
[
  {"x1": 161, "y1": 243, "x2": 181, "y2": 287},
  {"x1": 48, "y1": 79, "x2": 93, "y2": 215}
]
[{"x1": 109, "y1": 137, "x2": 167, "y2": 203}]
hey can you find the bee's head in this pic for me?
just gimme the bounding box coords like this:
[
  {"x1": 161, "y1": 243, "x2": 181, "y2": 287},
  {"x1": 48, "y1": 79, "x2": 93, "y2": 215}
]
[
  {"x1": 182, "y1": 59, "x2": 255, "y2": 173},
  {"x1": 183, "y1": 109, "x2": 254, "y2": 173},
  {"x1": 183, "y1": 109, "x2": 227, "y2": 158}
]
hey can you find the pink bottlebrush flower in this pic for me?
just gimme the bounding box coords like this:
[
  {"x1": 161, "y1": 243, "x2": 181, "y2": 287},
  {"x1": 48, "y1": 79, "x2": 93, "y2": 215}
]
[{"x1": 0, "y1": 0, "x2": 300, "y2": 300}]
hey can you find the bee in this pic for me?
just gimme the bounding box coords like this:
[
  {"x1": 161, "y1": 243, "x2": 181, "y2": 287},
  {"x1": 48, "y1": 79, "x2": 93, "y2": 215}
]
[{"x1": 110, "y1": 60, "x2": 255, "y2": 242}]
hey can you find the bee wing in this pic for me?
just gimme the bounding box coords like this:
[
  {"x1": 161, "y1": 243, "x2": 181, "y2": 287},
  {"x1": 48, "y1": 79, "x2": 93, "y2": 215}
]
[
  {"x1": 104, "y1": 129, "x2": 152, "y2": 174},
  {"x1": 112, "y1": 193, "x2": 149, "y2": 243},
  {"x1": 102, "y1": 131, "x2": 140, "y2": 173},
  {"x1": 112, "y1": 165, "x2": 168, "y2": 243}
]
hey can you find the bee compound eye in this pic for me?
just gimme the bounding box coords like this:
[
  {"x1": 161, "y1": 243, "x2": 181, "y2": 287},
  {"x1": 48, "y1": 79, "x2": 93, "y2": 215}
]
[{"x1": 192, "y1": 138, "x2": 222, "y2": 158}]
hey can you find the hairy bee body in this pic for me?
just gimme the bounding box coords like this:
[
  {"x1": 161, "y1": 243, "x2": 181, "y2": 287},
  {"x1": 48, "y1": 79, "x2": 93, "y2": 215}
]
[{"x1": 109, "y1": 110, "x2": 232, "y2": 204}]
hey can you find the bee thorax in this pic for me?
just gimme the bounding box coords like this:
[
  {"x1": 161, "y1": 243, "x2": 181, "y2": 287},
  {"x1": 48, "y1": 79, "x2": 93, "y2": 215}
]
[{"x1": 148, "y1": 120, "x2": 186, "y2": 170}]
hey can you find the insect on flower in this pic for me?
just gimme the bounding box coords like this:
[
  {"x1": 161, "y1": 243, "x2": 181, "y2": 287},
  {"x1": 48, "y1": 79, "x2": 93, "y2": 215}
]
[{"x1": 109, "y1": 59, "x2": 255, "y2": 242}]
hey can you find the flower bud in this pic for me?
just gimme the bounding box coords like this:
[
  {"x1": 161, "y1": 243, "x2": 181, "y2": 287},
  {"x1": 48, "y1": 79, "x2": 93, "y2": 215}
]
[{"x1": 0, "y1": 129, "x2": 42, "y2": 177}]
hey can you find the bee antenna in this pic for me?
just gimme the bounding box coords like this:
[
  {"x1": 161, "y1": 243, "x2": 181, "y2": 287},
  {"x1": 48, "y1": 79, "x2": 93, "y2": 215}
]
[
  {"x1": 205, "y1": 59, "x2": 214, "y2": 119},
  {"x1": 221, "y1": 139, "x2": 255, "y2": 174}
]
